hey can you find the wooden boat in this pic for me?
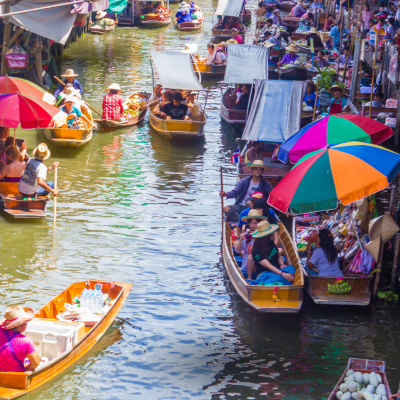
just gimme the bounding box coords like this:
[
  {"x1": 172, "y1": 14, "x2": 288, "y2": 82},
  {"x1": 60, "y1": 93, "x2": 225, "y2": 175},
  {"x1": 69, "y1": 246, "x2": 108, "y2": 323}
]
[
  {"x1": 222, "y1": 221, "x2": 304, "y2": 313},
  {"x1": 90, "y1": 26, "x2": 114, "y2": 34},
  {"x1": 289, "y1": 36, "x2": 312, "y2": 54},
  {"x1": 1, "y1": 188, "x2": 49, "y2": 218},
  {"x1": 95, "y1": 93, "x2": 149, "y2": 130},
  {"x1": 327, "y1": 358, "x2": 392, "y2": 400},
  {"x1": 293, "y1": 217, "x2": 373, "y2": 306},
  {"x1": 278, "y1": 1, "x2": 295, "y2": 12},
  {"x1": 43, "y1": 125, "x2": 93, "y2": 149},
  {"x1": 279, "y1": 65, "x2": 307, "y2": 81},
  {"x1": 193, "y1": 60, "x2": 226, "y2": 79},
  {"x1": 139, "y1": 9, "x2": 172, "y2": 27},
  {"x1": 149, "y1": 108, "x2": 206, "y2": 139},
  {"x1": 220, "y1": 90, "x2": 247, "y2": 126},
  {"x1": 176, "y1": 10, "x2": 204, "y2": 30},
  {"x1": 282, "y1": 16, "x2": 300, "y2": 33},
  {"x1": 211, "y1": 27, "x2": 245, "y2": 43},
  {"x1": 0, "y1": 280, "x2": 132, "y2": 400}
]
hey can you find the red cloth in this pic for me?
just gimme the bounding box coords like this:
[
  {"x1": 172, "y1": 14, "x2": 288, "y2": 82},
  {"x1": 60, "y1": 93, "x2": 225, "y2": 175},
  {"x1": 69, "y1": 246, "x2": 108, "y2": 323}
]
[
  {"x1": 102, "y1": 94, "x2": 124, "y2": 120},
  {"x1": 330, "y1": 102, "x2": 342, "y2": 115}
]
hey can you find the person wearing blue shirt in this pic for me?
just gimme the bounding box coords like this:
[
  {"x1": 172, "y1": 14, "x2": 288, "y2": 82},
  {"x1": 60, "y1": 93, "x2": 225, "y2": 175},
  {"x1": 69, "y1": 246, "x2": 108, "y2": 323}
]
[
  {"x1": 53, "y1": 69, "x2": 83, "y2": 100},
  {"x1": 175, "y1": 2, "x2": 192, "y2": 23},
  {"x1": 304, "y1": 83, "x2": 318, "y2": 107},
  {"x1": 329, "y1": 25, "x2": 350, "y2": 48},
  {"x1": 310, "y1": 0, "x2": 324, "y2": 11}
]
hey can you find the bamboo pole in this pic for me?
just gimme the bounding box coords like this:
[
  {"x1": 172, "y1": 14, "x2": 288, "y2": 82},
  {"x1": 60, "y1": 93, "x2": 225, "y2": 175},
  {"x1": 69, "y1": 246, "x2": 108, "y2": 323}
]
[
  {"x1": 53, "y1": 166, "x2": 58, "y2": 227},
  {"x1": 220, "y1": 166, "x2": 224, "y2": 223},
  {"x1": 369, "y1": 33, "x2": 379, "y2": 118},
  {"x1": 165, "y1": 17, "x2": 178, "y2": 29},
  {"x1": 356, "y1": 53, "x2": 363, "y2": 109},
  {"x1": 372, "y1": 237, "x2": 384, "y2": 297},
  {"x1": 1, "y1": 3, "x2": 11, "y2": 76},
  {"x1": 312, "y1": 80, "x2": 319, "y2": 121},
  {"x1": 391, "y1": 233, "x2": 400, "y2": 292}
]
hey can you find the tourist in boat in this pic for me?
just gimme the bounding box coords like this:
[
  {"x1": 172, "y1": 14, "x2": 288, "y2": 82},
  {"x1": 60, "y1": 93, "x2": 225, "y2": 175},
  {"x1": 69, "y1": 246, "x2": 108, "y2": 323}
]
[
  {"x1": 163, "y1": 92, "x2": 191, "y2": 120},
  {"x1": 328, "y1": 85, "x2": 347, "y2": 114},
  {"x1": 246, "y1": 220, "x2": 295, "y2": 284},
  {"x1": 0, "y1": 127, "x2": 10, "y2": 152},
  {"x1": 146, "y1": 84, "x2": 163, "y2": 109},
  {"x1": 0, "y1": 145, "x2": 25, "y2": 182},
  {"x1": 253, "y1": 197, "x2": 280, "y2": 247},
  {"x1": 91, "y1": 10, "x2": 116, "y2": 30},
  {"x1": 271, "y1": 9, "x2": 282, "y2": 26},
  {"x1": 155, "y1": 3, "x2": 166, "y2": 15},
  {"x1": 101, "y1": 83, "x2": 124, "y2": 121},
  {"x1": 191, "y1": 4, "x2": 203, "y2": 20},
  {"x1": 338, "y1": 46, "x2": 353, "y2": 65},
  {"x1": 308, "y1": 50, "x2": 328, "y2": 68},
  {"x1": 153, "y1": 91, "x2": 172, "y2": 118},
  {"x1": 277, "y1": 44, "x2": 300, "y2": 67},
  {"x1": 306, "y1": 27, "x2": 323, "y2": 49},
  {"x1": 141, "y1": 2, "x2": 155, "y2": 14},
  {"x1": 175, "y1": 2, "x2": 192, "y2": 23},
  {"x1": 0, "y1": 136, "x2": 28, "y2": 164},
  {"x1": 306, "y1": 229, "x2": 343, "y2": 277},
  {"x1": 236, "y1": 84, "x2": 251, "y2": 110},
  {"x1": 220, "y1": 160, "x2": 273, "y2": 223},
  {"x1": 183, "y1": 91, "x2": 201, "y2": 117},
  {"x1": 245, "y1": 141, "x2": 263, "y2": 164},
  {"x1": 60, "y1": 96, "x2": 92, "y2": 127},
  {"x1": 293, "y1": 0, "x2": 307, "y2": 17},
  {"x1": 231, "y1": 28, "x2": 244, "y2": 44},
  {"x1": 362, "y1": 4, "x2": 373, "y2": 35},
  {"x1": 53, "y1": 69, "x2": 83, "y2": 100},
  {"x1": 236, "y1": 192, "x2": 265, "y2": 238},
  {"x1": 309, "y1": 0, "x2": 324, "y2": 11},
  {"x1": 206, "y1": 43, "x2": 227, "y2": 65},
  {"x1": 304, "y1": 82, "x2": 318, "y2": 107},
  {"x1": 0, "y1": 306, "x2": 40, "y2": 372},
  {"x1": 18, "y1": 143, "x2": 59, "y2": 198}
]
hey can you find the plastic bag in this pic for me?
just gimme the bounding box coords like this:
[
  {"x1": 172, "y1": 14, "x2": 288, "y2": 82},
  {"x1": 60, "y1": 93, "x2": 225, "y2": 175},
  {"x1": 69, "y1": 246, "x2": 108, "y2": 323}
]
[{"x1": 5, "y1": 45, "x2": 28, "y2": 69}]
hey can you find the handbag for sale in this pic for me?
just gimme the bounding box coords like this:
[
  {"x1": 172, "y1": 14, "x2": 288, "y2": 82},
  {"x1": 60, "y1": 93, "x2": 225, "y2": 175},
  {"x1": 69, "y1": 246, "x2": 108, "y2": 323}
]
[{"x1": 5, "y1": 45, "x2": 28, "y2": 69}]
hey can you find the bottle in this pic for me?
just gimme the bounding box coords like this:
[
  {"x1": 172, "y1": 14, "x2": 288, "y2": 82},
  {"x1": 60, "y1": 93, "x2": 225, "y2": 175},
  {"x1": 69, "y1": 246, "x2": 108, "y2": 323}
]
[
  {"x1": 80, "y1": 290, "x2": 87, "y2": 308},
  {"x1": 97, "y1": 292, "x2": 103, "y2": 313},
  {"x1": 89, "y1": 293, "x2": 94, "y2": 312}
]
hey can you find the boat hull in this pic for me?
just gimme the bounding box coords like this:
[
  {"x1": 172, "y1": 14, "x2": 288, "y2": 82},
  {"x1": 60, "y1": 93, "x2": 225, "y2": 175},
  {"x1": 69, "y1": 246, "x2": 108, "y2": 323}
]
[
  {"x1": 139, "y1": 11, "x2": 172, "y2": 27},
  {"x1": 220, "y1": 90, "x2": 247, "y2": 126},
  {"x1": 193, "y1": 62, "x2": 226, "y2": 78},
  {"x1": 176, "y1": 19, "x2": 203, "y2": 30},
  {"x1": 43, "y1": 127, "x2": 93, "y2": 149},
  {"x1": 1, "y1": 195, "x2": 49, "y2": 219}
]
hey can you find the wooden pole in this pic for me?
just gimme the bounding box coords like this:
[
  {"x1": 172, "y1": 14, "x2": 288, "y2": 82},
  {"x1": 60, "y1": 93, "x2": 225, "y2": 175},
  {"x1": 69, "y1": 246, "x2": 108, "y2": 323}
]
[
  {"x1": 220, "y1": 166, "x2": 224, "y2": 223},
  {"x1": 35, "y1": 44, "x2": 43, "y2": 85},
  {"x1": 312, "y1": 80, "x2": 319, "y2": 121},
  {"x1": 369, "y1": 34, "x2": 379, "y2": 118},
  {"x1": 1, "y1": 3, "x2": 11, "y2": 76},
  {"x1": 356, "y1": 55, "x2": 362, "y2": 109},
  {"x1": 372, "y1": 237, "x2": 384, "y2": 297},
  {"x1": 53, "y1": 166, "x2": 58, "y2": 227},
  {"x1": 391, "y1": 233, "x2": 400, "y2": 292}
]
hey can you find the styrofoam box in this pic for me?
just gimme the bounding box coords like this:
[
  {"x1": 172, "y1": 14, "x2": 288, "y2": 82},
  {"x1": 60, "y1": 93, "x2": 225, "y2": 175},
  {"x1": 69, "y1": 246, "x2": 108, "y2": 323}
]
[{"x1": 25, "y1": 319, "x2": 85, "y2": 360}]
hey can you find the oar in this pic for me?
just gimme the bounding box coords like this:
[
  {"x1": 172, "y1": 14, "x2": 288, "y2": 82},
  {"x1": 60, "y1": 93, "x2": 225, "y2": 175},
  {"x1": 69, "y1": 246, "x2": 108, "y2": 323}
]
[
  {"x1": 53, "y1": 166, "x2": 58, "y2": 227},
  {"x1": 53, "y1": 75, "x2": 102, "y2": 116},
  {"x1": 220, "y1": 166, "x2": 224, "y2": 223},
  {"x1": 165, "y1": 17, "x2": 177, "y2": 29}
]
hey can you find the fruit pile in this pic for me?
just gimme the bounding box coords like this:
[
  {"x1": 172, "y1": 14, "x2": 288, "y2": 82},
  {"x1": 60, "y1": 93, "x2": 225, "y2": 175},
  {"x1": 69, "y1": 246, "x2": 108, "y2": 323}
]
[{"x1": 328, "y1": 281, "x2": 352, "y2": 294}]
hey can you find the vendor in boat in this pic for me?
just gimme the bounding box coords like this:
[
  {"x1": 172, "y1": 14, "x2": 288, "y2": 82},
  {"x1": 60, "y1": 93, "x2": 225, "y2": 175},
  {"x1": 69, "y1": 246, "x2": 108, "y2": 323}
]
[
  {"x1": 236, "y1": 84, "x2": 251, "y2": 110},
  {"x1": 337, "y1": 46, "x2": 353, "y2": 65},
  {"x1": 306, "y1": 229, "x2": 343, "y2": 277},
  {"x1": 231, "y1": 28, "x2": 243, "y2": 44},
  {"x1": 304, "y1": 82, "x2": 318, "y2": 107},
  {"x1": 91, "y1": 10, "x2": 116, "y2": 30},
  {"x1": 301, "y1": 12, "x2": 314, "y2": 26},
  {"x1": 328, "y1": 85, "x2": 347, "y2": 115},
  {"x1": 308, "y1": 50, "x2": 328, "y2": 68},
  {"x1": 245, "y1": 141, "x2": 264, "y2": 164},
  {"x1": 175, "y1": 2, "x2": 192, "y2": 23},
  {"x1": 60, "y1": 96, "x2": 92, "y2": 127},
  {"x1": 206, "y1": 43, "x2": 227, "y2": 65},
  {"x1": 164, "y1": 92, "x2": 191, "y2": 120},
  {"x1": 0, "y1": 145, "x2": 25, "y2": 182},
  {"x1": 183, "y1": 91, "x2": 201, "y2": 117},
  {"x1": 18, "y1": 143, "x2": 59, "y2": 198},
  {"x1": 293, "y1": 0, "x2": 307, "y2": 17},
  {"x1": 246, "y1": 220, "x2": 295, "y2": 284},
  {"x1": 220, "y1": 160, "x2": 273, "y2": 223},
  {"x1": 324, "y1": 13, "x2": 335, "y2": 30},
  {"x1": 191, "y1": 4, "x2": 203, "y2": 20},
  {"x1": 146, "y1": 84, "x2": 163, "y2": 109},
  {"x1": 0, "y1": 306, "x2": 40, "y2": 372},
  {"x1": 101, "y1": 83, "x2": 124, "y2": 121},
  {"x1": 307, "y1": 27, "x2": 323, "y2": 49},
  {"x1": 141, "y1": 2, "x2": 155, "y2": 14},
  {"x1": 277, "y1": 44, "x2": 300, "y2": 67},
  {"x1": 53, "y1": 69, "x2": 83, "y2": 100},
  {"x1": 263, "y1": 31, "x2": 279, "y2": 47},
  {"x1": 271, "y1": 9, "x2": 282, "y2": 26},
  {"x1": 261, "y1": 18, "x2": 274, "y2": 33},
  {"x1": 155, "y1": 3, "x2": 166, "y2": 14}
]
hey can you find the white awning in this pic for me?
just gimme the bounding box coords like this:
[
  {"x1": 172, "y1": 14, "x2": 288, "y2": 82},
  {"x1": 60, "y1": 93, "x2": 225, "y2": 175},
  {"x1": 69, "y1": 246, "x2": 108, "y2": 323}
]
[
  {"x1": 151, "y1": 51, "x2": 203, "y2": 91},
  {"x1": 214, "y1": 0, "x2": 243, "y2": 17}
]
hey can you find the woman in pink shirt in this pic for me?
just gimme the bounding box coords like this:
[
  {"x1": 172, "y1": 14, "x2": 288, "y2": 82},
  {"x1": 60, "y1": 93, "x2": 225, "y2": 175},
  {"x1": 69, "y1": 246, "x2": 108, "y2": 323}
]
[
  {"x1": 362, "y1": 4, "x2": 373, "y2": 34},
  {"x1": 0, "y1": 306, "x2": 40, "y2": 372},
  {"x1": 231, "y1": 28, "x2": 244, "y2": 44}
]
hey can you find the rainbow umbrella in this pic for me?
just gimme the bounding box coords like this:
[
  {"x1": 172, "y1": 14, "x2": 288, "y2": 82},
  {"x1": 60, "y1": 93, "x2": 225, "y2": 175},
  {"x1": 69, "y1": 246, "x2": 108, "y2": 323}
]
[
  {"x1": 0, "y1": 76, "x2": 46, "y2": 98},
  {"x1": 268, "y1": 142, "x2": 400, "y2": 214},
  {"x1": 278, "y1": 114, "x2": 393, "y2": 164}
]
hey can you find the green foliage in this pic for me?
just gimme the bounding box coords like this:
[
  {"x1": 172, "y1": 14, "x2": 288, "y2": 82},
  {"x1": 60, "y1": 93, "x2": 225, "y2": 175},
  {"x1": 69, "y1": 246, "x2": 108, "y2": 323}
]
[
  {"x1": 312, "y1": 67, "x2": 344, "y2": 92},
  {"x1": 377, "y1": 290, "x2": 399, "y2": 302}
]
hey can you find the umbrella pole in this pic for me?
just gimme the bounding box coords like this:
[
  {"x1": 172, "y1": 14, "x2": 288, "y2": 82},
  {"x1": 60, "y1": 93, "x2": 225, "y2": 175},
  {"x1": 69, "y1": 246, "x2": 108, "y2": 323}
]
[
  {"x1": 369, "y1": 34, "x2": 379, "y2": 118},
  {"x1": 53, "y1": 166, "x2": 58, "y2": 227},
  {"x1": 312, "y1": 80, "x2": 319, "y2": 121},
  {"x1": 220, "y1": 166, "x2": 224, "y2": 223},
  {"x1": 13, "y1": 128, "x2": 16, "y2": 146}
]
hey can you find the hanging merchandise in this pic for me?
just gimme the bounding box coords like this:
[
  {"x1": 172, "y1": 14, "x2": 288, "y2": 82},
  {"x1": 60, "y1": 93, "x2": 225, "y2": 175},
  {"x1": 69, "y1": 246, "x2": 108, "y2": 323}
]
[{"x1": 5, "y1": 45, "x2": 28, "y2": 69}]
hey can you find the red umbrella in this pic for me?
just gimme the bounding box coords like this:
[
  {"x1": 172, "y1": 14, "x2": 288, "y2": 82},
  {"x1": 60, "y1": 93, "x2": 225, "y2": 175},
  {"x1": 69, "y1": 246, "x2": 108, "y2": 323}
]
[
  {"x1": 0, "y1": 93, "x2": 61, "y2": 129},
  {"x1": 0, "y1": 76, "x2": 46, "y2": 99}
]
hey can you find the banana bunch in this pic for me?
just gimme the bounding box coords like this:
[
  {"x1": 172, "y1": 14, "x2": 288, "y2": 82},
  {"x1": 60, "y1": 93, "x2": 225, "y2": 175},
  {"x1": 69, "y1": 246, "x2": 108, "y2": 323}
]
[{"x1": 327, "y1": 282, "x2": 352, "y2": 294}]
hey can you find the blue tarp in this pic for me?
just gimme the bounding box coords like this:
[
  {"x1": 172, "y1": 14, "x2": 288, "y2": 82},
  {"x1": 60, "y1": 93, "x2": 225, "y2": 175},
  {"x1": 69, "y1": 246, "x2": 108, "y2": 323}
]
[
  {"x1": 241, "y1": 80, "x2": 306, "y2": 143},
  {"x1": 107, "y1": 0, "x2": 128, "y2": 14}
]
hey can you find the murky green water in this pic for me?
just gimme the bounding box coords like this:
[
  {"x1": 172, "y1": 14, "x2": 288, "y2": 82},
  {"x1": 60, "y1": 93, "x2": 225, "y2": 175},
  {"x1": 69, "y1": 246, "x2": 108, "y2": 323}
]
[{"x1": 1, "y1": 1, "x2": 400, "y2": 399}]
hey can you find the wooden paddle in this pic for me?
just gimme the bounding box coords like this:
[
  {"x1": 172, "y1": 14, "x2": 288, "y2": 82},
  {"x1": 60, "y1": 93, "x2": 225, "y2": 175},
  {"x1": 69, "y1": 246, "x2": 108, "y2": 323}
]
[
  {"x1": 165, "y1": 17, "x2": 177, "y2": 29},
  {"x1": 53, "y1": 166, "x2": 58, "y2": 227}
]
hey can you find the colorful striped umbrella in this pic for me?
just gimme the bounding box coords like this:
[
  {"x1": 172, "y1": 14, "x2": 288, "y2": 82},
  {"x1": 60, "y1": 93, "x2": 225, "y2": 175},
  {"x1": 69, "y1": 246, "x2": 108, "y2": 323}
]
[
  {"x1": 268, "y1": 142, "x2": 400, "y2": 214},
  {"x1": 0, "y1": 76, "x2": 46, "y2": 98},
  {"x1": 278, "y1": 114, "x2": 393, "y2": 164}
]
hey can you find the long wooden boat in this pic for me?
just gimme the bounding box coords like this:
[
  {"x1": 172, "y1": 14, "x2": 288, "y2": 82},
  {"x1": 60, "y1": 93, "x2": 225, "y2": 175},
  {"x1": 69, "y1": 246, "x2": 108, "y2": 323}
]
[
  {"x1": 279, "y1": 66, "x2": 307, "y2": 81},
  {"x1": 220, "y1": 90, "x2": 247, "y2": 126},
  {"x1": 222, "y1": 220, "x2": 304, "y2": 313},
  {"x1": 176, "y1": 12, "x2": 204, "y2": 30},
  {"x1": 293, "y1": 217, "x2": 373, "y2": 306},
  {"x1": 282, "y1": 16, "x2": 300, "y2": 33},
  {"x1": 193, "y1": 61, "x2": 226, "y2": 78},
  {"x1": 0, "y1": 280, "x2": 132, "y2": 400},
  {"x1": 327, "y1": 358, "x2": 392, "y2": 400},
  {"x1": 149, "y1": 108, "x2": 206, "y2": 139},
  {"x1": 278, "y1": 1, "x2": 295, "y2": 12},
  {"x1": 211, "y1": 27, "x2": 245, "y2": 43},
  {"x1": 90, "y1": 26, "x2": 114, "y2": 34},
  {"x1": 139, "y1": 10, "x2": 172, "y2": 27},
  {"x1": 289, "y1": 36, "x2": 312, "y2": 54},
  {"x1": 43, "y1": 126, "x2": 93, "y2": 149}
]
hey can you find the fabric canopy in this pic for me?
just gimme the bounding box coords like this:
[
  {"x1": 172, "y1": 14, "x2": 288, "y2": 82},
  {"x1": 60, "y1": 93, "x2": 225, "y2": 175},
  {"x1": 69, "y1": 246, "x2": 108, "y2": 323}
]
[
  {"x1": 106, "y1": 0, "x2": 127, "y2": 14},
  {"x1": 214, "y1": 0, "x2": 243, "y2": 16},
  {"x1": 151, "y1": 51, "x2": 203, "y2": 91},
  {"x1": 223, "y1": 45, "x2": 269, "y2": 84},
  {"x1": 5, "y1": 0, "x2": 77, "y2": 44},
  {"x1": 73, "y1": 0, "x2": 109, "y2": 14},
  {"x1": 241, "y1": 80, "x2": 306, "y2": 143}
]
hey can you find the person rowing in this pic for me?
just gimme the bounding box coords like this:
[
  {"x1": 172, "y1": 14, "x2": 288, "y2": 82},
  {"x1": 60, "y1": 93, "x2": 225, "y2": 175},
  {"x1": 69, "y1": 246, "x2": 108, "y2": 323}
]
[
  {"x1": 101, "y1": 83, "x2": 124, "y2": 121},
  {"x1": 175, "y1": 2, "x2": 192, "y2": 23},
  {"x1": 53, "y1": 69, "x2": 83, "y2": 100},
  {"x1": 90, "y1": 10, "x2": 117, "y2": 30}
]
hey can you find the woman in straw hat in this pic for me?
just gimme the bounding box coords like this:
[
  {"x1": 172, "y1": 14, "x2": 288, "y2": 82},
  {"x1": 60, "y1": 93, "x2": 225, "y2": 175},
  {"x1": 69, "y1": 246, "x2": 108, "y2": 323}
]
[
  {"x1": 53, "y1": 69, "x2": 83, "y2": 100},
  {"x1": 327, "y1": 85, "x2": 347, "y2": 115},
  {"x1": 92, "y1": 10, "x2": 116, "y2": 30},
  {"x1": 293, "y1": 0, "x2": 307, "y2": 17},
  {"x1": 102, "y1": 83, "x2": 124, "y2": 120},
  {"x1": 0, "y1": 306, "x2": 40, "y2": 372},
  {"x1": 277, "y1": 44, "x2": 300, "y2": 67},
  {"x1": 307, "y1": 27, "x2": 323, "y2": 48},
  {"x1": 246, "y1": 220, "x2": 296, "y2": 284}
]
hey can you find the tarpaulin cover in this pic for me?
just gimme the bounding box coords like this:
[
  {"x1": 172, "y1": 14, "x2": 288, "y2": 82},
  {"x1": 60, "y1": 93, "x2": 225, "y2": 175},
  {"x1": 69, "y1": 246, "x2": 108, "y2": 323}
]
[
  {"x1": 151, "y1": 51, "x2": 203, "y2": 91},
  {"x1": 106, "y1": 0, "x2": 127, "y2": 14},
  {"x1": 241, "y1": 80, "x2": 306, "y2": 143},
  {"x1": 4, "y1": 0, "x2": 77, "y2": 44},
  {"x1": 72, "y1": 0, "x2": 109, "y2": 14},
  {"x1": 215, "y1": 0, "x2": 243, "y2": 16},
  {"x1": 223, "y1": 44, "x2": 269, "y2": 84}
]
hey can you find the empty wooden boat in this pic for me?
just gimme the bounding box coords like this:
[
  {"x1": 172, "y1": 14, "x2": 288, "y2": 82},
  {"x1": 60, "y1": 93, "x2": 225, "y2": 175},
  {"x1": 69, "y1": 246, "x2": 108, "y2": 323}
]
[
  {"x1": 43, "y1": 126, "x2": 93, "y2": 149},
  {"x1": 328, "y1": 358, "x2": 392, "y2": 400},
  {"x1": 220, "y1": 90, "x2": 247, "y2": 126},
  {"x1": 0, "y1": 280, "x2": 132, "y2": 400},
  {"x1": 222, "y1": 221, "x2": 304, "y2": 313}
]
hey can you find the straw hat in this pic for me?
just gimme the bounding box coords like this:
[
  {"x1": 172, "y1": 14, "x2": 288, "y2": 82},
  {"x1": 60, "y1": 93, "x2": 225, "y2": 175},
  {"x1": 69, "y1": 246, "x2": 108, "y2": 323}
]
[
  {"x1": 369, "y1": 213, "x2": 399, "y2": 244},
  {"x1": 106, "y1": 83, "x2": 124, "y2": 92},
  {"x1": 365, "y1": 236, "x2": 381, "y2": 262},
  {"x1": 0, "y1": 306, "x2": 34, "y2": 330},
  {"x1": 181, "y1": 43, "x2": 198, "y2": 54},
  {"x1": 252, "y1": 220, "x2": 279, "y2": 238},
  {"x1": 246, "y1": 160, "x2": 268, "y2": 170},
  {"x1": 33, "y1": 143, "x2": 50, "y2": 161},
  {"x1": 264, "y1": 41, "x2": 275, "y2": 48},
  {"x1": 285, "y1": 43, "x2": 300, "y2": 52},
  {"x1": 61, "y1": 69, "x2": 78, "y2": 77},
  {"x1": 96, "y1": 10, "x2": 107, "y2": 19},
  {"x1": 241, "y1": 209, "x2": 270, "y2": 222},
  {"x1": 226, "y1": 39, "x2": 238, "y2": 44},
  {"x1": 309, "y1": 27, "x2": 318, "y2": 34},
  {"x1": 327, "y1": 85, "x2": 345, "y2": 96}
]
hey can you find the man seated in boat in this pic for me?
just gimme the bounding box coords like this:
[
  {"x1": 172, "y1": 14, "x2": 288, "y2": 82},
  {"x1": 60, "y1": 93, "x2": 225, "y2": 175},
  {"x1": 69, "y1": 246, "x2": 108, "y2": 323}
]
[
  {"x1": 215, "y1": 15, "x2": 224, "y2": 29},
  {"x1": 53, "y1": 69, "x2": 83, "y2": 100},
  {"x1": 146, "y1": 84, "x2": 163, "y2": 109},
  {"x1": 183, "y1": 91, "x2": 201, "y2": 118},
  {"x1": 18, "y1": 143, "x2": 59, "y2": 198},
  {"x1": 277, "y1": 44, "x2": 300, "y2": 67},
  {"x1": 141, "y1": 2, "x2": 155, "y2": 14},
  {"x1": 263, "y1": 31, "x2": 279, "y2": 47},
  {"x1": 205, "y1": 43, "x2": 227, "y2": 65},
  {"x1": 163, "y1": 92, "x2": 191, "y2": 120},
  {"x1": 91, "y1": 10, "x2": 116, "y2": 30},
  {"x1": 0, "y1": 306, "x2": 40, "y2": 373},
  {"x1": 236, "y1": 84, "x2": 251, "y2": 110},
  {"x1": 245, "y1": 221, "x2": 295, "y2": 284},
  {"x1": 0, "y1": 145, "x2": 25, "y2": 183},
  {"x1": 175, "y1": 2, "x2": 192, "y2": 23},
  {"x1": 101, "y1": 83, "x2": 124, "y2": 121},
  {"x1": 245, "y1": 141, "x2": 264, "y2": 164},
  {"x1": 220, "y1": 160, "x2": 273, "y2": 223}
]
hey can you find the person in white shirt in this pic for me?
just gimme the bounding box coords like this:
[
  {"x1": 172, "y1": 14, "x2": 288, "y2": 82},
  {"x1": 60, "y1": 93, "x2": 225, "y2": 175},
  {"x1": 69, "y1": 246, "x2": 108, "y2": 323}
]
[
  {"x1": 183, "y1": 91, "x2": 202, "y2": 117},
  {"x1": 205, "y1": 43, "x2": 227, "y2": 65},
  {"x1": 18, "y1": 143, "x2": 59, "y2": 197}
]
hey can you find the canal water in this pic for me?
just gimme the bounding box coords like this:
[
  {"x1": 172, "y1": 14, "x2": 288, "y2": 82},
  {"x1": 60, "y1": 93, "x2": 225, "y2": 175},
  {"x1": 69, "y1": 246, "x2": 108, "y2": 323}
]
[{"x1": 1, "y1": 1, "x2": 400, "y2": 399}]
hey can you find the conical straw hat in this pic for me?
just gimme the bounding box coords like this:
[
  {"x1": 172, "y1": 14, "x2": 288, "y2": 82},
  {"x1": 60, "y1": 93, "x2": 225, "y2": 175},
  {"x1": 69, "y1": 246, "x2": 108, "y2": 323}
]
[
  {"x1": 365, "y1": 236, "x2": 381, "y2": 262},
  {"x1": 369, "y1": 212, "x2": 399, "y2": 244}
]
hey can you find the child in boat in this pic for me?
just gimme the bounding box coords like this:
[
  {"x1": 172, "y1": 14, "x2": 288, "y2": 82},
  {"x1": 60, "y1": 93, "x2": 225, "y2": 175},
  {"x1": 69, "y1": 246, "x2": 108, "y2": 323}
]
[
  {"x1": 0, "y1": 145, "x2": 25, "y2": 182},
  {"x1": 306, "y1": 229, "x2": 343, "y2": 277},
  {"x1": 246, "y1": 220, "x2": 295, "y2": 284}
]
